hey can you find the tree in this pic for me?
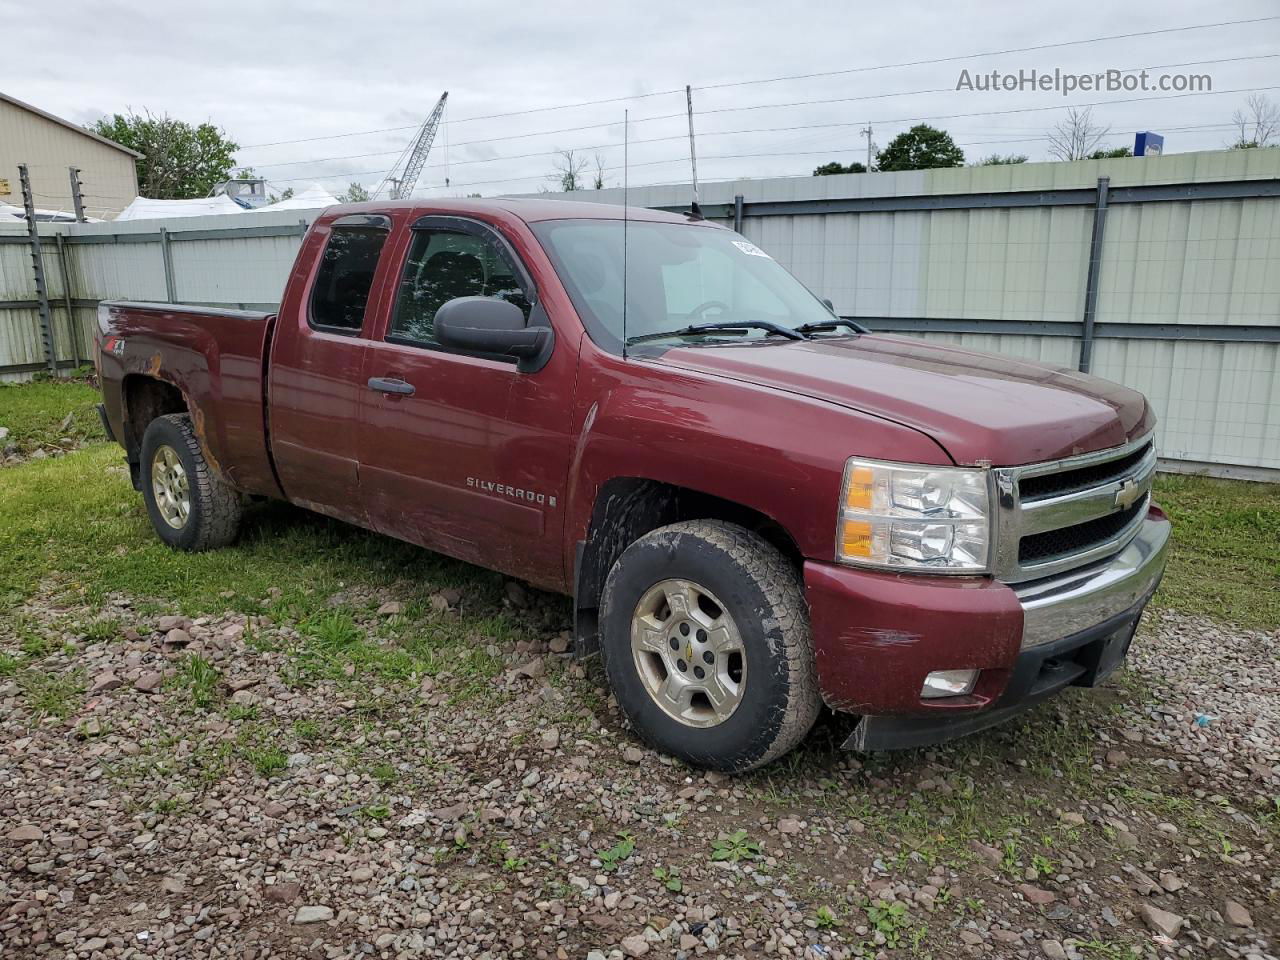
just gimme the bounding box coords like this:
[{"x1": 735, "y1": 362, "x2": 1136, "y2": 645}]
[
  {"x1": 338, "y1": 183, "x2": 370, "y2": 203},
  {"x1": 875, "y1": 125, "x2": 964, "y2": 171},
  {"x1": 1046, "y1": 107, "x2": 1109, "y2": 161},
  {"x1": 549, "y1": 149, "x2": 588, "y2": 191},
  {"x1": 593, "y1": 153, "x2": 607, "y2": 190},
  {"x1": 268, "y1": 187, "x2": 295, "y2": 204},
  {"x1": 1089, "y1": 146, "x2": 1132, "y2": 159},
  {"x1": 976, "y1": 154, "x2": 1028, "y2": 166},
  {"x1": 1231, "y1": 94, "x2": 1280, "y2": 148},
  {"x1": 813, "y1": 161, "x2": 867, "y2": 176},
  {"x1": 92, "y1": 110, "x2": 239, "y2": 199}
]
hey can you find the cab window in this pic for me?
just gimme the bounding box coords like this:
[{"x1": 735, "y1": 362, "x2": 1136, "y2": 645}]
[
  {"x1": 309, "y1": 226, "x2": 388, "y2": 332},
  {"x1": 390, "y1": 227, "x2": 532, "y2": 346}
]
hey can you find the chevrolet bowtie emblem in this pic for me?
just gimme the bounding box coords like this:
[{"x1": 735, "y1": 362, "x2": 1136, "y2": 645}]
[{"x1": 1114, "y1": 478, "x2": 1144, "y2": 510}]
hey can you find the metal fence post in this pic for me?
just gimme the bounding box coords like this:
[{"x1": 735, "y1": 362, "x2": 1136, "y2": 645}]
[
  {"x1": 68, "y1": 167, "x2": 86, "y2": 222},
  {"x1": 1078, "y1": 176, "x2": 1110, "y2": 373},
  {"x1": 18, "y1": 164, "x2": 58, "y2": 374},
  {"x1": 159, "y1": 227, "x2": 177, "y2": 303},
  {"x1": 733, "y1": 194, "x2": 744, "y2": 233},
  {"x1": 54, "y1": 232, "x2": 81, "y2": 368}
]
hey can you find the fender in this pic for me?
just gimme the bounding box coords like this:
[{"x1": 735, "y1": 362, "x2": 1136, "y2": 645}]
[
  {"x1": 562, "y1": 342, "x2": 956, "y2": 583},
  {"x1": 97, "y1": 301, "x2": 282, "y2": 498}
]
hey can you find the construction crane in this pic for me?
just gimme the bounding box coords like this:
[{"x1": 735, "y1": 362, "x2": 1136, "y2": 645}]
[{"x1": 377, "y1": 91, "x2": 448, "y2": 200}]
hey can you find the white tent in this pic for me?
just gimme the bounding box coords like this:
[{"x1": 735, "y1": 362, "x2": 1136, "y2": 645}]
[
  {"x1": 267, "y1": 184, "x2": 340, "y2": 211},
  {"x1": 115, "y1": 194, "x2": 247, "y2": 221},
  {"x1": 0, "y1": 203, "x2": 83, "y2": 222}
]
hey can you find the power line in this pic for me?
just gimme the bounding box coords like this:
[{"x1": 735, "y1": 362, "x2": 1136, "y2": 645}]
[
  {"x1": 690, "y1": 53, "x2": 1279, "y2": 120},
  {"x1": 235, "y1": 52, "x2": 1278, "y2": 174},
  {"x1": 264, "y1": 81, "x2": 1278, "y2": 186},
  {"x1": 236, "y1": 16, "x2": 1276, "y2": 152},
  {"x1": 693, "y1": 16, "x2": 1280, "y2": 91},
  {"x1": 418, "y1": 117, "x2": 1250, "y2": 195},
  {"x1": 285, "y1": 119, "x2": 1236, "y2": 198}
]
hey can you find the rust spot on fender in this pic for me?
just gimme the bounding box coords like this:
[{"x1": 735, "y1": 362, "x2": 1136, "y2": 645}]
[
  {"x1": 146, "y1": 352, "x2": 162, "y2": 377},
  {"x1": 189, "y1": 406, "x2": 222, "y2": 475}
]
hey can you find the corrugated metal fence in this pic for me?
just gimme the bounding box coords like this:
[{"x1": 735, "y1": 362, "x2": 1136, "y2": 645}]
[
  {"x1": 3, "y1": 149, "x2": 1278, "y2": 478},
  {"x1": 562, "y1": 149, "x2": 1280, "y2": 479},
  {"x1": 0, "y1": 208, "x2": 317, "y2": 377}
]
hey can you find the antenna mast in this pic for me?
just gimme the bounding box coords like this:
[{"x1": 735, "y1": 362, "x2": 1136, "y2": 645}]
[
  {"x1": 685, "y1": 85, "x2": 702, "y2": 218},
  {"x1": 377, "y1": 91, "x2": 449, "y2": 200},
  {"x1": 622, "y1": 109, "x2": 630, "y2": 359}
]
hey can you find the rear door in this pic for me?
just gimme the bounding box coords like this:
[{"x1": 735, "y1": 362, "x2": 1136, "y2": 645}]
[
  {"x1": 268, "y1": 214, "x2": 393, "y2": 526},
  {"x1": 358, "y1": 215, "x2": 574, "y2": 588}
]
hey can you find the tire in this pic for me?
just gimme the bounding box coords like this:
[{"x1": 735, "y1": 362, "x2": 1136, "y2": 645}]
[
  {"x1": 139, "y1": 413, "x2": 243, "y2": 551},
  {"x1": 599, "y1": 519, "x2": 820, "y2": 772}
]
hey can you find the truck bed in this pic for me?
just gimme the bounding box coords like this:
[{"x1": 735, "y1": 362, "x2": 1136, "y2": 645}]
[{"x1": 96, "y1": 301, "x2": 282, "y2": 499}]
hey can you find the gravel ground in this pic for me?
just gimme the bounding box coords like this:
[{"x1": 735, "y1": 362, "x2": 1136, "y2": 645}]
[{"x1": 1, "y1": 588, "x2": 1276, "y2": 960}]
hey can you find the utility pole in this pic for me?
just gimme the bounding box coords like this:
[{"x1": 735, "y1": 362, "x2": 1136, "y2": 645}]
[
  {"x1": 860, "y1": 124, "x2": 874, "y2": 171},
  {"x1": 68, "y1": 166, "x2": 85, "y2": 222},
  {"x1": 18, "y1": 164, "x2": 58, "y2": 373}
]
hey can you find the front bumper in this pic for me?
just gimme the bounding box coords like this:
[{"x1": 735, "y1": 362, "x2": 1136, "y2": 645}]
[{"x1": 804, "y1": 511, "x2": 1170, "y2": 750}]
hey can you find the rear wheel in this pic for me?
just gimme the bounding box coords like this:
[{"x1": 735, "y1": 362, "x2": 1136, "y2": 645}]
[
  {"x1": 599, "y1": 520, "x2": 820, "y2": 772},
  {"x1": 140, "y1": 413, "x2": 242, "y2": 551}
]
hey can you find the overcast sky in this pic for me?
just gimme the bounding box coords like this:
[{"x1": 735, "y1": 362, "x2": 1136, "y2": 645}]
[{"x1": 2, "y1": 0, "x2": 1277, "y2": 205}]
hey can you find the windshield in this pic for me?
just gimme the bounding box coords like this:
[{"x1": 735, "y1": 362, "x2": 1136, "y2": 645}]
[{"x1": 531, "y1": 218, "x2": 840, "y2": 352}]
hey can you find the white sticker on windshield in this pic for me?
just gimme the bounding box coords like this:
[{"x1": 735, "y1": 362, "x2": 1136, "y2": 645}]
[{"x1": 731, "y1": 239, "x2": 772, "y2": 259}]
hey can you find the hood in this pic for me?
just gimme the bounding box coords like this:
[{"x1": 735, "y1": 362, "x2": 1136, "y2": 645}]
[{"x1": 652, "y1": 334, "x2": 1153, "y2": 466}]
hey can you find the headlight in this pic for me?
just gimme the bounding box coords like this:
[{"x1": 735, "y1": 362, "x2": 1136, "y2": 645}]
[{"x1": 836, "y1": 458, "x2": 991, "y2": 572}]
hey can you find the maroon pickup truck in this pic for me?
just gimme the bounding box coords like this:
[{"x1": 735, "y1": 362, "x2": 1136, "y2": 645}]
[{"x1": 95, "y1": 198, "x2": 1169, "y2": 771}]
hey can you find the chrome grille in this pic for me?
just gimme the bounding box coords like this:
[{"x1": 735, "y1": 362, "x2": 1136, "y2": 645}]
[{"x1": 993, "y1": 433, "x2": 1156, "y2": 584}]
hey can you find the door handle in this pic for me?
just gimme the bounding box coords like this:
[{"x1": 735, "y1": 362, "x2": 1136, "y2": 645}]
[{"x1": 368, "y1": 377, "x2": 415, "y2": 396}]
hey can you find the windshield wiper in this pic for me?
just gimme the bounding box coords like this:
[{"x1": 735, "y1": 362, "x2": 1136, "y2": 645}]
[
  {"x1": 626, "y1": 320, "x2": 808, "y2": 346},
  {"x1": 793, "y1": 318, "x2": 868, "y2": 336}
]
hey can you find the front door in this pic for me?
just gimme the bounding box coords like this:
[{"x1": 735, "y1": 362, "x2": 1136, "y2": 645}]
[
  {"x1": 268, "y1": 215, "x2": 393, "y2": 527},
  {"x1": 358, "y1": 216, "x2": 575, "y2": 589}
]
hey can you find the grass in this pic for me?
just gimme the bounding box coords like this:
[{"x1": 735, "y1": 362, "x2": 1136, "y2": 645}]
[
  {"x1": 1151, "y1": 473, "x2": 1280, "y2": 629},
  {"x1": 173, "y1": 654, "x2": 221, "y2": 709},
  {"x1": 0, "y1": 394, "x2": 533, "y2": 708},
  {"x1": 0, "y1": 377, "x2": 104, "y2": 458},
  {"x1": 243, "y1": 744, "x2": 288, "y2": 777},
  {"x1": 0, "y1": 380, "x2": 1275, "y2": 637},
  {"x1": 18, "y1": 669, "x2": 84, "y2": 720},
  {"x1": 0, "y1": 440, "x2": 523, "y2": 630}
]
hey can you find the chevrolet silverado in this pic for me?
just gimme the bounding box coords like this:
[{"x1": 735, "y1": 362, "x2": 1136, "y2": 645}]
[{"x1": 95, "y1": 198, "x2": 1170, "y2": 771}]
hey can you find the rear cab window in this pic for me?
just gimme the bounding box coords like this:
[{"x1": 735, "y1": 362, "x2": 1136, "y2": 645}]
[{"x1": 308, "y1": 218, "x2": 390, "y2": 333}]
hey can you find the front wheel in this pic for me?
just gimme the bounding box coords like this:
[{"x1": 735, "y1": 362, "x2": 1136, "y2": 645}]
[
  {"x1": 139, "y1": 413, "x2": 242, "y2": 551},
  {"x1": 599, "y1": 520, "x2": 820, "y2": 772}
]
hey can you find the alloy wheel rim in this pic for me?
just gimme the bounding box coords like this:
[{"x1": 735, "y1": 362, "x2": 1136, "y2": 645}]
[
  {"x1": 151, "y1": 444, "x2": 190, "y2": 529},
  {"x1": 630, "y1": 578, "x2": 746, "y2": 727}
]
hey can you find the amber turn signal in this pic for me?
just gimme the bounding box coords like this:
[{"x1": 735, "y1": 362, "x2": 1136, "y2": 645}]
[
  {"x1": 844, "y1": 466, "x2": 874, "y2": 510},
  {"x1": 839, "y1": 518, "x2": 873, "y2": 557}
]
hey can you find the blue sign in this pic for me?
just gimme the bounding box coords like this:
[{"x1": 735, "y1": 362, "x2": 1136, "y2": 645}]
[{"x1": 1134, "y1": 132, "x2": 1164, "y2": 157}]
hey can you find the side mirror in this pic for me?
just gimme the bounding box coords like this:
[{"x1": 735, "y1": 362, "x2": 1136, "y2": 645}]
[
  {"x1": 434, "y1": 296, "x2": 553, "y2": 372},
  {"x1": 821, "y1": 297, "x2": 836, "y2": 314}
]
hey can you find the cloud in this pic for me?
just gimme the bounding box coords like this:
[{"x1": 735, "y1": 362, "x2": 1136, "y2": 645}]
[{"x1": 1, "y1": 0, "x2": 1275, "y2": 197}]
